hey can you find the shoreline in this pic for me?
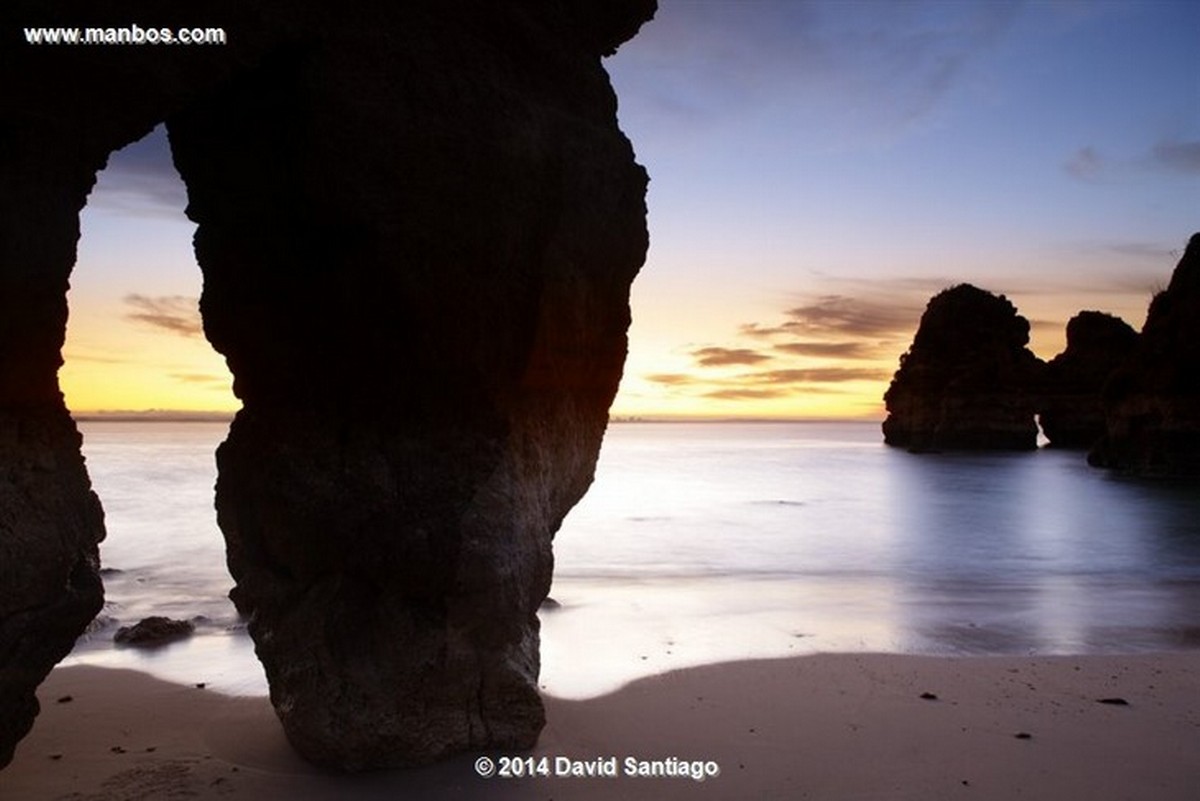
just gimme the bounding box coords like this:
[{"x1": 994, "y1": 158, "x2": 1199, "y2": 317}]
[
  {"x1": 70, "y1": 567, "x2": 1200, "y2": 703},
  {"x1": 6, "y1": 651, "x2": 1199, "y2": 799}
]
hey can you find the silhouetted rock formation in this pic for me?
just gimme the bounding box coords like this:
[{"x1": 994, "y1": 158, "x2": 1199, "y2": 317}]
[
  {"x1": 0, "y1": 0, "x2": 653, "y2": 771},
  {"x1": 1039, "y1": 312, "x2": 1139, "y2": 448},
  {"x1": 883, "y1": 284, "x2": 1046, "y2": 451},
  {"x1": 113, "y1": 616, "x2": 195, "y2": 646},
  {"x1": 1089, "y1": 234, "x2": 1200, "y2": 475}
]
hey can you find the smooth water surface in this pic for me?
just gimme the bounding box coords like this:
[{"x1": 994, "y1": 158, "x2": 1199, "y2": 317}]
[{"x1": 65, "y1": 420, "x2": 1200, "y2": 698}]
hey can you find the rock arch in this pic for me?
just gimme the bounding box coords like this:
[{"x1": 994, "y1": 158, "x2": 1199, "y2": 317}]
[{"x1": 1, "y1": 0, "x2": 654, "y2": 769}]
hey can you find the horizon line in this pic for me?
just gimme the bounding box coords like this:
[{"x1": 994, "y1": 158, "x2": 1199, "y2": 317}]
[{"x1": 70, "y1": 409, "x2": 885, "y2": 424}]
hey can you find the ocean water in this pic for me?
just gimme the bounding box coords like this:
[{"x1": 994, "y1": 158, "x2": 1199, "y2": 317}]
[{"x1": 64, "y1": 420, "x2": 1200, "y2": 698}]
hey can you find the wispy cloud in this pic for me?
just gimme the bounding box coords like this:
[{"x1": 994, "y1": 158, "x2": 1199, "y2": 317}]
[
  {"x1": 737, "y1": 293, "x2": 926, "y2": 367},
  {"x1": 124, "y1": 294, "x2": 202, "y2": 337},
  {"x1": 1028, "y1": 318, "x2": 1062, "y2": 335},
  {"x1": 1150, "y1": 138, "x2": 1200, "y2": 174},
  {"x1": 610, "y1": 0, "x2": 1020, "y2": 146},
  {"x1": 645, "y1": 373, "x2": 696, "y2": 386},
  {"x1": 170, "y1": 372, "x2": 229, "y2": 390},
  {"x1": 690, "y1": 346, "x2": 773, "y2": 367},
  {"x1": 1064, "y1": 145, "x2": 1103, "y2": 180},
  {"x1": 756, "y1": 367, "x2": 891, "y2": 384},
  {"x1": 62, "y1": 351, "x2": 129, "y2": 365},
  {"x1": 873, "y1": 1, "x2": 1020, "y2": 126},
  {"x1": 773, "y1": 341, "x2": 877, "y2": 359},
  {"x1": 642, "y1": 288, "x2": 919, "y2": 408},
  {"x1": 171, "y1": 372, "x2": 220, "y2": 383},
  {"x1": 780, "y1": 295, "x2": 920, "y2": 339},
  {"x1": 704, "y1": 386, "x2": 846, "y2": 400},
  {"x1": 647, "y1": 364, "x2": 889, "y2": 389},
  {"x1": 1105, "y1": 241, "x2": 1179, "y2": 261},
  {"x1": 703, "y1": 388, "x2": 789, "y2": 401},
  {"x1": 1065, "y1": 139, "x2": 1200, "y2": 183}
]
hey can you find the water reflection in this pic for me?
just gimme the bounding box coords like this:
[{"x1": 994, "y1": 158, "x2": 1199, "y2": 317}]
[
  {"x1": 68, "y1": 421, "x2": 1200, "y2": 699},
  {"x1": 884, "y1": 446, "x2": 1200, "y2": 654}
]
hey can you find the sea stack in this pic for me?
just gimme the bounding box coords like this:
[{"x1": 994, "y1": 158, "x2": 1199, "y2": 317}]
[
  {"x1": 883, "y1": 284, "x2": 1045, "y2": 451},
  {"x1": 1039, "y1": 311, "x2": 1139, "y2": 449},
  {"x1": 0, "y1": 0, "x2": 654, "y2": 771},
  {"x1": 1089, "y1": 234, "x2": 1200, "y2": 475}
]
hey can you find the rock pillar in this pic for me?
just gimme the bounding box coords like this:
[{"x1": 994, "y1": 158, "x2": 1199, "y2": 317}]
[{"x1": 168, "y1": 3, "x2": 653, "y2": 769}]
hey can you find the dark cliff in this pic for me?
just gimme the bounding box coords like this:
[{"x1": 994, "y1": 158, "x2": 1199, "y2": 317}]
[
  {"x1": 1040, "y1": 311, "x2": 1139, "y2": 449},
  {"x1": 883, "y1": 284, "x2": 1046, "y2": 451},
  {"x1": 1089, "y1": 234, "x2": 1200, "y2": 475},
  {"x1": 0, "y1": 0, "x2": 654, "y2": 770}
]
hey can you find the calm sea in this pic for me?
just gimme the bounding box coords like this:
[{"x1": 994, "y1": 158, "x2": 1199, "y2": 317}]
[{"x1": 64, "y1": 420, "x2": 1200, "y2": 698}]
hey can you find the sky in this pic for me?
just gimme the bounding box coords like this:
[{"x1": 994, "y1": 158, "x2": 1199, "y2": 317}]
[{"x1": 61, "y1": 0, "x2": 1199, "y2": 419}]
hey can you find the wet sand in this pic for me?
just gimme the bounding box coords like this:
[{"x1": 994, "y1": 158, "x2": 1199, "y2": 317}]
[{"x1": 7, "y1": 652, "x2": 1200, "y2": 800}]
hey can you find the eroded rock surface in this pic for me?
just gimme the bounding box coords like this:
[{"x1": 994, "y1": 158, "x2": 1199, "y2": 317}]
[
  {"x1": 1089, "y1": 234, "x2": 1200, "y2": 475},
  {"x1": 113, "y1": 616, "x2": 196, "y2": 646},
  {"x1": 1, "y1": 0, "x2": 653, "y2": 771},
  {"x1": 1040, "y1": 311, "x2": 1139, "y2": 449},
  {"x1": 883, "y1": 284, "x2": 1046, "y2": 451},
  {"x1": 0, "y1": 409, "x2": 104, "y2": 768}
]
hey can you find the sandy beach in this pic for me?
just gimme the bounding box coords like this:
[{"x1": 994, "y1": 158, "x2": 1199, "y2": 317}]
[{"x1": 6, "y1": 651, "x2": 1199, "y2": 800}]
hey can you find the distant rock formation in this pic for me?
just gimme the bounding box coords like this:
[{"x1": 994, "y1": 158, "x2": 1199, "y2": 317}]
[
  {"x1": 883, "y1": 284, "x2": 1046, "y2": 450},
  {"x1": 1089, "y1": 234, "x2": 1200, "y2": 475},
  {"x1": 1039, "y1": 311, "x2": 1139, "y2": 448},
  {"x1": 0, "y1": 0, "x2": 653, "y2": 771}
]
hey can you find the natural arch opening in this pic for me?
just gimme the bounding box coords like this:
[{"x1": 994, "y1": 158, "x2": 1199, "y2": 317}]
[
  {"x1": 1, "y1": 1, "x2": 652, "y2": 771},
  {"x1": 62, "y1": 124, "x2": 236, "y2": 417},
  {"x1": 60, "y1": 125, "x2": 258, "y2": 691}
]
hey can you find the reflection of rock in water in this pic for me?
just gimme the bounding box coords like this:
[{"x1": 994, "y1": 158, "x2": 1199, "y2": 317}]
[
  {"x1": 0, "y1": 0, "x2": 654, "y2": 771},
  {"x1": 1090, "y1": 233, "x2": 1200, "y2": 476},
  {"x1": 883, "y1": 284, "x2": 1046, "y2": 451}
]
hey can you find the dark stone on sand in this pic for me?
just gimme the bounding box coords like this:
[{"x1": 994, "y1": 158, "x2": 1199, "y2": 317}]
[
  {"x1": 114, "y1": 616, "x2": 196, "y2": 646},
  {"x1": 1089, "y1": 234, "x2": 1200, "y2": 476},
  {"x1": 1040, "y1": 312, "x2": 1139, "y2": 449},
  {"x1": 1097, "y1": 697, "x2": 1130, "y2": 706},
  {"x1": 919, "y1": 692, "x2": 939, "y2": 700},
  {"x1": 883, "y1": 284, "x2": 1046, "y2": 451},
  {"x1": 0, "y1": 0, "x2": 653, "y2": 772}
]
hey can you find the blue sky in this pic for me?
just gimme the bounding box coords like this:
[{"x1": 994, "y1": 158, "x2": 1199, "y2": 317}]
[
  {"x1": 62, "y1": 0, "x2": 1199, "y2": 417},
  {"x1": 603, "y1": 0, "x2": 1198, "y2": 416}
]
